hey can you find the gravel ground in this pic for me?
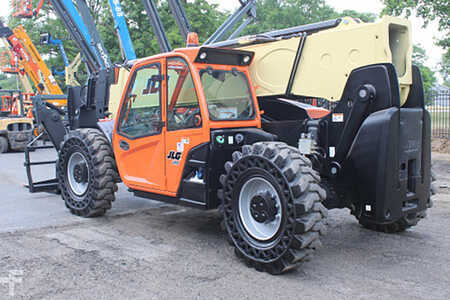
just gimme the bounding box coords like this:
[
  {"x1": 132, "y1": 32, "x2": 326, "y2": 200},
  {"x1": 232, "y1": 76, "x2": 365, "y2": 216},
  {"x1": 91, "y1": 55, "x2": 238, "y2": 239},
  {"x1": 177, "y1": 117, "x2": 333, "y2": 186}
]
[{"x1": 0, "y1": 149, "x2": 449, "y2": 299}]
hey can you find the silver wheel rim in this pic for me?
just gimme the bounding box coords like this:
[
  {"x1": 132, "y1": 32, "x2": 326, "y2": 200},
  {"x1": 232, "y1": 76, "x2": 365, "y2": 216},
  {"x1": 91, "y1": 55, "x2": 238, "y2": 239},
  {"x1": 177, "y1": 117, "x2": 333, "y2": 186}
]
[
  {"x1": 238, "y1": 177, "x2": 282, "y2": 241},
  {"x1": 67, "y1": 152, "x2": 89, "y2": 196}
]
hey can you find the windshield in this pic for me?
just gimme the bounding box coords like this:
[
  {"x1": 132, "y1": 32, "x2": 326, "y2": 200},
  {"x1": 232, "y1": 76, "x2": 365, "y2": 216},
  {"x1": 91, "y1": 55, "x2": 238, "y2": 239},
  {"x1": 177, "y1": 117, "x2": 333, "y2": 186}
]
[{"x1": 200, "y1": 68, "x2": 254, "y2": 121}]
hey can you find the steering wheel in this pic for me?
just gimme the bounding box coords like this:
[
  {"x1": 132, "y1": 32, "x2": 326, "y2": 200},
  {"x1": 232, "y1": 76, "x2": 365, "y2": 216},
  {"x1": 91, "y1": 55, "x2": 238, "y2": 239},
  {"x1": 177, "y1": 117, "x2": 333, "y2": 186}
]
[{"x1": 181, "y1": 107, "x2": 201, "y2": 127}]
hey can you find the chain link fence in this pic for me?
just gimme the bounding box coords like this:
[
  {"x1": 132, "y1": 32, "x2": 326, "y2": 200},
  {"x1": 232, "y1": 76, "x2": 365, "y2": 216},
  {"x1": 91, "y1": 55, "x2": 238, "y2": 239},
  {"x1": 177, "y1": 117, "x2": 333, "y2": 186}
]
[
  {"x1": 296, "y1": 91, "x2": 450, "y2": 140},
  {"x1": 426, "y1": 90, "x2": 450, "y2": 139}
]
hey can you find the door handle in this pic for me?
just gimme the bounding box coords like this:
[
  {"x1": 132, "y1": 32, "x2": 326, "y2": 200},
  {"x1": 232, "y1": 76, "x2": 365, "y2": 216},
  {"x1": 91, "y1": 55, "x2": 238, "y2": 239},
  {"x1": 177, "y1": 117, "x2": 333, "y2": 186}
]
[{"x1": 119, "y1": 140, "x2": 130, "y2": 151}]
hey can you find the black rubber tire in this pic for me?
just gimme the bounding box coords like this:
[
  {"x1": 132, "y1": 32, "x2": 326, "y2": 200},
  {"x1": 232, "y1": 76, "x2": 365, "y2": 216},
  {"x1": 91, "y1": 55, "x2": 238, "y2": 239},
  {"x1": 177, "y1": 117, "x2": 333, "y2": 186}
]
[
  {"x1": 356, "y1": 171, "x2": 437, "y2": 233},
  {"x1": 57, "y1": 128, "x2": 119, "y2": 217},
  {"x1": 0, "y1": 136, "x2": 8, "y2": 153},
  {"x1": 218, "y1": 142, "x2": 327, "y2": 274}
]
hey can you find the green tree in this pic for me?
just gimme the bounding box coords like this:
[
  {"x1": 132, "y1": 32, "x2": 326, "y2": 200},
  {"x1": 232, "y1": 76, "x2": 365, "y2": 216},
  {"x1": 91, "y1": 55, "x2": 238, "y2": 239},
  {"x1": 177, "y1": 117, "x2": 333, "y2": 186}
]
[
  {"x1": 0, "y1": 73, "x2": 18, "y2": 90},
  {"x1": 243, "y1": 0, "x2": 337, "y2": 35},
  {"x1": 382, "y1": 0, "x2": 449, "y2": 32},
  {"x1": 98, "y1": 0, "x2": 226, "y2": 62},
  {"x1": 339, "y1": 10, "x2": 376, "y2": 23},
  {"x1": 412, "y1": 45, "x2": 437, "y2": 93},
  {"x1": 381, "y1": 0, "x2": 449, "y2": 88},
  {"x1": 440, "y1": 51, "x2": 449, "y2": 87}
]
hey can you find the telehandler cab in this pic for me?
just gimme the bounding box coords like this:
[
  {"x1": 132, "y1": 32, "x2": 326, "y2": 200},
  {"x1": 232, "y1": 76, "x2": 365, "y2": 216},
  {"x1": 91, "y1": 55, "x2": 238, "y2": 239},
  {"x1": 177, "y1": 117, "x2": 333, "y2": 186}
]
[{"x1": 29, "y1": 0, "x2": 433, "y2": 274}]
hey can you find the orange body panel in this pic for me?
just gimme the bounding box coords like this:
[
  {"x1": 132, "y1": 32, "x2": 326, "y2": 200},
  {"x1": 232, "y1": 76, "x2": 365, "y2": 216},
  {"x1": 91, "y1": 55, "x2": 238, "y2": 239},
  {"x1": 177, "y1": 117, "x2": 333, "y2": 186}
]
[{"x1": 112, "y1": 48, "x2": 261, "y2": 196}]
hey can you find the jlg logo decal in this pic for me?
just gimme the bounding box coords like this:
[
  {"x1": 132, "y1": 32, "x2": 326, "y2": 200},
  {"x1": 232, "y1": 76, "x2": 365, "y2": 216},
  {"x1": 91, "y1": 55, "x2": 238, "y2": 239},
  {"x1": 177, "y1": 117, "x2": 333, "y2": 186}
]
[
  {"x1": 167, "y1": 151, "x2": 182, "y2": 161},
  {"x1": 168, "y1": 138, "x2": 189, "y2": 165}
]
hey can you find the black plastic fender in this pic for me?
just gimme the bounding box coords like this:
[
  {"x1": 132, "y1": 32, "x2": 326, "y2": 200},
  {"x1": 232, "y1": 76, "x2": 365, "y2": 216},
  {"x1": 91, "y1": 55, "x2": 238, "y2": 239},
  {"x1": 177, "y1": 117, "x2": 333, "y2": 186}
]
[{"x1": 347, "y1": 107, "x2": 431, "y2": 224}]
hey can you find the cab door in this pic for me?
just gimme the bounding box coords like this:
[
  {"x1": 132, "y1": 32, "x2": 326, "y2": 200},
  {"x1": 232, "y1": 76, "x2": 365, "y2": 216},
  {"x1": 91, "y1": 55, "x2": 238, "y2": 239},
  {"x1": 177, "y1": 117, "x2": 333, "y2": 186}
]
[
  {"x1": 113, "y1": 60, "x2": 167, "y2": 192},
  {"x1": 164, "y1": 56, "x2": 208, "y2": 193}
]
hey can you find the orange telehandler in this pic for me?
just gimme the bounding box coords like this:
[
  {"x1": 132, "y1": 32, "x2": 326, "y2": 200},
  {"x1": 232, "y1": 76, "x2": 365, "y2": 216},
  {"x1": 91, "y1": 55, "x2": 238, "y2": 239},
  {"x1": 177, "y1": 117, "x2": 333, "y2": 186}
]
[{"x1": 29, "y1": 0, "x2": 433, "y2": 274}]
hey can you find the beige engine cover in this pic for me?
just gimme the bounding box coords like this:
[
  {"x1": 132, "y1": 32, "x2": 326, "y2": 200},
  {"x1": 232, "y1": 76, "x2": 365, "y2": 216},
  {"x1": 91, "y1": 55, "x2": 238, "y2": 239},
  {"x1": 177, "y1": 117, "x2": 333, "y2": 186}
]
[{"x1": 240, "y1": 16, "x2": 412, "y2": 105}]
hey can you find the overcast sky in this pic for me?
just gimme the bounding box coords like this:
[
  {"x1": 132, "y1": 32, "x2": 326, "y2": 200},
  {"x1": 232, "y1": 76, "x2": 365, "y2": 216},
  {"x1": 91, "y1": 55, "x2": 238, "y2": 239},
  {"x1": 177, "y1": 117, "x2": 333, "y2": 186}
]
[{"x1": 0, "y1": 0, "x2": 445, "y2": 81}]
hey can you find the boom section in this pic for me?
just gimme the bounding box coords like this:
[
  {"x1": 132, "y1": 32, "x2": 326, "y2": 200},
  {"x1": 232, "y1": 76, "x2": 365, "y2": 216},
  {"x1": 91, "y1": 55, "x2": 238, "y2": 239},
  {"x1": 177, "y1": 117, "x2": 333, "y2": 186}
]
[{"x1": 107, "y1": 0, "x2": 136, "y2": 61}]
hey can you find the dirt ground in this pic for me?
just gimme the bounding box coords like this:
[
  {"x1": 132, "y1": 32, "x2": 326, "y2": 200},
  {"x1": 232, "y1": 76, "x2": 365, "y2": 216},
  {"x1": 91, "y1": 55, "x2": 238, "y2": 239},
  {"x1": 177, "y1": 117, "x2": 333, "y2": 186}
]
[{"x1": 0, "y1": 149, "x2": 449, "y2": 299}]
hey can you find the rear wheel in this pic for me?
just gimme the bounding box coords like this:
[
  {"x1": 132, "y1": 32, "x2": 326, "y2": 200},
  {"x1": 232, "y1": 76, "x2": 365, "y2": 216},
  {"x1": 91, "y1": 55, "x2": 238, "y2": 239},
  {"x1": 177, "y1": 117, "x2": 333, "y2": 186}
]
[
  {"x1": 219, "y1": 142, "x2": 327, "y2": 274},
  {"x1": 0, "y1": 136, "x2": 8, "y2": 153},
  {"x1": 57, "y1": 128, "x2": 119, "y2": 217}
]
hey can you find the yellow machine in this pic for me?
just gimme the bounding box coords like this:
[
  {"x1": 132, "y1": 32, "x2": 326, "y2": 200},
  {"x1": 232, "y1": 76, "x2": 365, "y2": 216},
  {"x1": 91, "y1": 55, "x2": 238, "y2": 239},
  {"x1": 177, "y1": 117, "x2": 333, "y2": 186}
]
[{"x1": 0, "y1": 90, "x2": 33, "y2": 153}]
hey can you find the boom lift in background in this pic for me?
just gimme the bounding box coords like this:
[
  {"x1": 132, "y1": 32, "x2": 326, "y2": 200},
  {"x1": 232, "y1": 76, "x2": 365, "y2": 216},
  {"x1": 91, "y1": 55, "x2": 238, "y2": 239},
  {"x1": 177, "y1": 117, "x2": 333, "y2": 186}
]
[
  {"x1": 39, "y1": 32, "x2": 82, "y2": 86},
  {"x1": 0, "y1": 22, "x2": 66, "y2": 106},
  {"x1": 12, "y1": 0, "x2": 46, "y2": 18},
  {"x1": 0, "y1": 44, "x2": 35, "y2": 114},
  {"x1": 28, "y1": 0, "x2": 433, "y2": 274},
  {"x1": 0, "y1": 47, "x2": 19, "y2": 74},
  {"x1": 107, "y1": 0, "x2": 136, "y2": 61},
  {"x1": 39, "y1": 32, "x2": 69, "y2": 76}
]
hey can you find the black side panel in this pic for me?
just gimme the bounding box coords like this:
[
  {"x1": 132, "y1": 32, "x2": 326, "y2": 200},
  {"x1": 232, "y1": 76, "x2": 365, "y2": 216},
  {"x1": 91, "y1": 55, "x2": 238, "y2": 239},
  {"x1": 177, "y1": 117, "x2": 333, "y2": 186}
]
[
  {"x1": 403, "y1": 65, "x2": 425, "y2": 108},
  {"x1": 33, "y1": 95, "x2": 66, "y2": 150},
  {"x1": 258, "y1": 97, "x2": 311, "y2": 147},
  {"x1": 262, "y1": 120, "x2": 306, "y2": 147},
  {"x1": 133, "y1": 190, "x2": 206, "y2": 210},
  {"x1": 96, "y1": 119, "x2": 115, "y2": 144},
  {"x1": 178, "y1": 143, "x2": 209, "y2": 208},
  {"x1": 323, "y1": 63, "x2": 400, "y2": 164},
  {"x1": 258, "y1": 97, "x2": 310, "y2": 121},
  {"x1": 68, "y1": 86, "x2": 97, "y2": 129},
  {"x1": 347, "y1": 107, "x2": 430, "y2": 225}
]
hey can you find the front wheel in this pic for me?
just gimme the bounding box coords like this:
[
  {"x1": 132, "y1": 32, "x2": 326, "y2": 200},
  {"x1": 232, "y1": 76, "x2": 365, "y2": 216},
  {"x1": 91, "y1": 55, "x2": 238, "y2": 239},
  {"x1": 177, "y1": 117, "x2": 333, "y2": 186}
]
[
  {"x1": 219, "y1": 142, "x2": 327, "y2": 274},
  {"x1": 57, "y1": 128, "x2": 119, "y2": 217}
]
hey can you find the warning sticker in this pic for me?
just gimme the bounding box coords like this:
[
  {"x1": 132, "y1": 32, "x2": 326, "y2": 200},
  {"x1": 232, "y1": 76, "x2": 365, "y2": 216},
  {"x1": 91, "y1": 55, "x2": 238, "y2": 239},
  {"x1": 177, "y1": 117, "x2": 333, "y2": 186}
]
[{"x1": 332, "y1": 113, "x2": 344, "y2": 122}]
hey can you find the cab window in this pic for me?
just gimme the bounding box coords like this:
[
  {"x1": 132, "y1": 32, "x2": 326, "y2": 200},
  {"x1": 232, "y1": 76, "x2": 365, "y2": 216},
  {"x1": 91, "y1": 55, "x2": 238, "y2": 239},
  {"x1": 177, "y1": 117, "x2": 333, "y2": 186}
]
[
  {"x1": 200, "y1": 68, "x2": 254, "y2": 121},
  {"x1": 167, "y1": 57, "x2": 201, "y2": 131},
  {"x1": 118, "y1": 63, "x2": 162, "y2": 139}
]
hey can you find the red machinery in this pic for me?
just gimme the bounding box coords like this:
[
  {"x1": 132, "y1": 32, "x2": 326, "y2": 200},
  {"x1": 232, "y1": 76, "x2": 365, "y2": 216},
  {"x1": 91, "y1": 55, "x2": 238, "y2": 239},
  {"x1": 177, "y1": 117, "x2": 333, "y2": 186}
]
[{"x1": 12, "y1": 0, "x2": 46, "y2": 18}]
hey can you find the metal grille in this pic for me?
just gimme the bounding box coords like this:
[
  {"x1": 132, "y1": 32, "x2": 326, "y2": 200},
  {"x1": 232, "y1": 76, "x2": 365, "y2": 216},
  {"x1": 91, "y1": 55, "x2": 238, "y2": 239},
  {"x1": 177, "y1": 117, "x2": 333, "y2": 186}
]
[{"x1": 426, "y1": 90, "x2": 450, "y2": 139}]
